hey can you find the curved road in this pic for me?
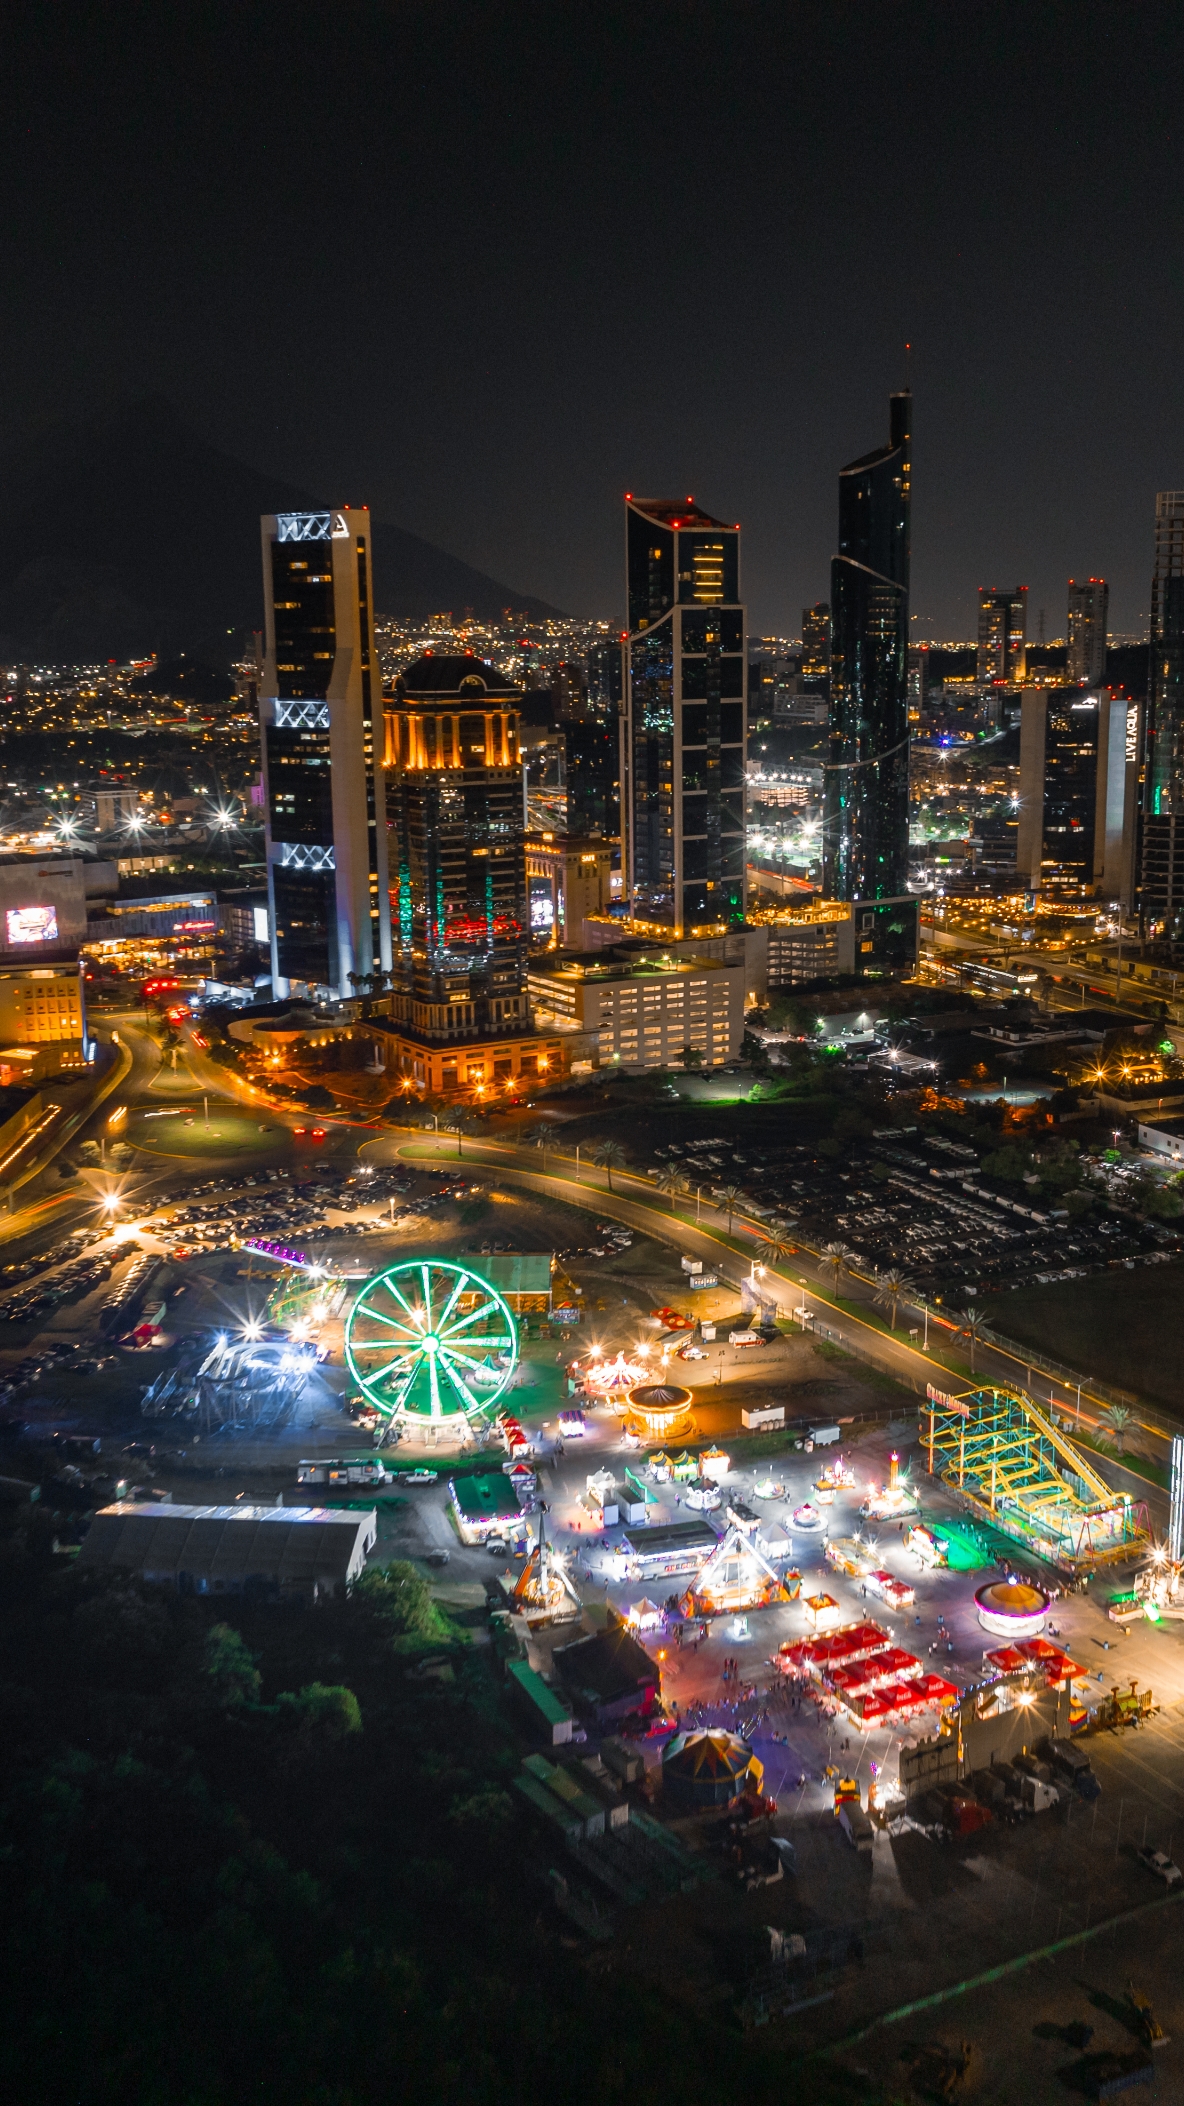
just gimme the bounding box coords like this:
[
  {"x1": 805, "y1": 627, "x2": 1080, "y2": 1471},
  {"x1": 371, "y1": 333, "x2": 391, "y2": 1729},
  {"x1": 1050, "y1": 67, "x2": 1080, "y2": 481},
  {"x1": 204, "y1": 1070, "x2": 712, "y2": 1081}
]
[{"x1": 357, "y1": 1126, "x2": 1174, "y2": 1505}]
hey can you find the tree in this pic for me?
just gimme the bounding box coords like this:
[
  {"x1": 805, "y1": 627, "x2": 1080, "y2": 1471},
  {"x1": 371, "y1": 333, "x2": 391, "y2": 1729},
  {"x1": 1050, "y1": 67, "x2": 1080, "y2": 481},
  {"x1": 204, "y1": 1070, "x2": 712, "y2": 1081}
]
[
  {"x1": 592, "y1": 1139, "x2": 626, "y2": 1191},
  {"x1": 275, "y1": 1681, "x2": 362, "y2": 1739},
  {"x1": 741, "y1": 1030, "x2": 770, "y2": 1075},
  {"x1": 526, "y1": 1123, "x2": 553, "y2": 1172},
  {"x1": 873, "y1": 1267, "x2": 914, "y2": 1331},
  {"x1": 1101, "y1": 1403, "x2": 1133, "y2": 1454},
  {"x1": 717, "y1": 1183, "x2": 743, "y2": 1232},
  {"x1": 960, "y1": 1304, "x2": 987, "y2": 1373},
  {"x1": 679, "y1": 1046, "x2": 703, "y2": 1071},
  {"x1": 820, "y1": 1240, "x2": 854, "y2": 1291},
  {"x1": 204, "y1": 1622, "x2": 261, "y2": 1707},
  {"x1": 655, "y1": 1164, "x2": 687, "y2": 1212},
  {"x1": 758, "y1": 1229, "x2": 796, "y2": 1265},
  {"x1": 442, "y1": 1110, "x2": 473, "y2": 1157}
]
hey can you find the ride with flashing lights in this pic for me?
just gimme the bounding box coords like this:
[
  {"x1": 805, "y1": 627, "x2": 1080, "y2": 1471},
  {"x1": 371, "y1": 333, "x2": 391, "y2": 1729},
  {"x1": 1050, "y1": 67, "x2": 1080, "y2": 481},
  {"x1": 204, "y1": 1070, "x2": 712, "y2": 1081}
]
[{"x1": 344, "y1": 1258, "x2": 518, "y2": 1439}]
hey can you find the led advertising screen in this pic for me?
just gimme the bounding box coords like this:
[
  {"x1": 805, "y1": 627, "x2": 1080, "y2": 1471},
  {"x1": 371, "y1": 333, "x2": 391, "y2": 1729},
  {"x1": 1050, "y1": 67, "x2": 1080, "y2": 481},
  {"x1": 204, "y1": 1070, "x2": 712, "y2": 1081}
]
[{"x1": 6, "y1": 904, "x2": 58, "y2": 947}]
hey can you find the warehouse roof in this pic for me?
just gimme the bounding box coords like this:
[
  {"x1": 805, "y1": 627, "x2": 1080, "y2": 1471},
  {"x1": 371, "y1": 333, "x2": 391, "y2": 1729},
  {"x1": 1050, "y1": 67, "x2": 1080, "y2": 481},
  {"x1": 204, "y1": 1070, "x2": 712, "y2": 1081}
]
[
  {"x1": 619, "y1": 1518, "x2": 720, "y2": 1560},
  {"x1": 553, "y1": 1624, "x2": 660, "y2": 1709},
  {"x1": 77, "y1": 1503, "x2": 375, "y2": 1593},
  {"x1": 450, "y1": 1472, "x2": 521, "y2": 1521},
  {"x1": 465, "y1": 1253, "x2": 552, "y2": 1299}
]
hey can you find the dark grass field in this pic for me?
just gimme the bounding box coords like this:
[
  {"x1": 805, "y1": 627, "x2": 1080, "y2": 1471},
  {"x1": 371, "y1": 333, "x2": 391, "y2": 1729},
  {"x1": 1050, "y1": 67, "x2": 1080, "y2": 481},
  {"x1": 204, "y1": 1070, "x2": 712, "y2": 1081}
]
[{"x1": 992, "y1": 1262, "x2": 1184, "y2": 1417}]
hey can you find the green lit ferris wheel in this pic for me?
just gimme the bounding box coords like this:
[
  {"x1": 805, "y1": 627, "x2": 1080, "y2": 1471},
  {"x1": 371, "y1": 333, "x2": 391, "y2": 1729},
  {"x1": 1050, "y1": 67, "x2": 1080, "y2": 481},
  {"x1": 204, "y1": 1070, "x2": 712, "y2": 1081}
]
[{"x1": 344, "y1": 1259, "x2": 518, "y2": 1432}]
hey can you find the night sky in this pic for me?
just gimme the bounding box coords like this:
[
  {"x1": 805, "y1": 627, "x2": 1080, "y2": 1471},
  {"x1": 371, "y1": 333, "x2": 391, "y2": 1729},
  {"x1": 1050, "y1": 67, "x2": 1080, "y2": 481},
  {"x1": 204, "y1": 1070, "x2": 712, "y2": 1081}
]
[{"x1": 5, "y1": 2, "x2": 1183, "y2": 638}]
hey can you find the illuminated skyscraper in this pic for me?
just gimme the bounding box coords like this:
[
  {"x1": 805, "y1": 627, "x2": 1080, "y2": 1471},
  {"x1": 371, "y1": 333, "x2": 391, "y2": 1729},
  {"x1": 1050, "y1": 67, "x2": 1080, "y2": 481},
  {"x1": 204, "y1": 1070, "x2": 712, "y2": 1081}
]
[
  {"x1": 622, "y1": 497, "x2": 746, "y2": 937},
  {"x1": 1067, "y1": 576, "x2": 1109, "y2": 687},
  {"x1": 384, "y1": 654, "x2": 529, "y2": 1044},
  {"x1": 259, "y1": 507, "x2": 390, "y2": 998},
  {"x1": 1140, "y1": 492, "x2": 1184, "y2": 931},
  {"x1": 823, "y1": 391, "x2": 912, "y2": 910},
  {"x1": 976, "y1": 585, "x2": 1028, "y2": 684},
  {"x1": 1017, "y1": 689, "x2": 1128, "y2": 893},
  {"x1": 800, "y1": 601, "x2": 831, "y2": 688}
]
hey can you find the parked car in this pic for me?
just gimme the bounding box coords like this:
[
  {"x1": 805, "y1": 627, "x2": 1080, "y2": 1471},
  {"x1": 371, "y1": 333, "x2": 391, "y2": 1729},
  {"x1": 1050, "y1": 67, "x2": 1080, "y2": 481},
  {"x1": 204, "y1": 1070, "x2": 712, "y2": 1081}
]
[{"x1": 1137, "y1": 1847, "x2": 1182, "y2": 1887}]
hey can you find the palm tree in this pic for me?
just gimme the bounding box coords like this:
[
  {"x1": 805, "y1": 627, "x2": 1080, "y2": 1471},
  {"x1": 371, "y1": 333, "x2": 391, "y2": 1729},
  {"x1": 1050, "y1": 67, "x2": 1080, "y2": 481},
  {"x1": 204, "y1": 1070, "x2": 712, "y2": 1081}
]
[
  {"x1": 873, "y1": 1267, "x2": 914, "y2": 1331},
  {"x1": 1101, "y1": 1404, "x2": 1133, "y2": 1454},
  {"x1": 593, "y1": 1139, "x2": 626, "y2": 1191},
  {"x1": 655, "y1": 1164, "x2": 688, "y2": 1212},
  {"x1": 526, "y1": 1123, "x2": 553, "y2": 1172},
  {"x1": 758, "y1": 1229, "x2": 796, "y2": 1266},
  {"x1": 820, "y1": 1240, "x2": 854, "y2": 1291},
  {"x1": 442, "y1": 1110, "x2": 472, "y2": 1158},
  {"x1": 718, "y1": 1183, "x2": 743, "y2": 1233},
  {"x1": 960, "y1": 1304, "x2": 987, "y2": 1373}
]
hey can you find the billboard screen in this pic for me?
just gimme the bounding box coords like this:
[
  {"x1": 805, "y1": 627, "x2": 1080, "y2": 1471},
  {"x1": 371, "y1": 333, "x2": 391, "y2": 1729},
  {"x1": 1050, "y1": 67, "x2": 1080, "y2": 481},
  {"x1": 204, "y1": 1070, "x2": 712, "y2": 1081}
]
[{"x1": 6, "y1": 905, "x2": 58, "y2": 947}]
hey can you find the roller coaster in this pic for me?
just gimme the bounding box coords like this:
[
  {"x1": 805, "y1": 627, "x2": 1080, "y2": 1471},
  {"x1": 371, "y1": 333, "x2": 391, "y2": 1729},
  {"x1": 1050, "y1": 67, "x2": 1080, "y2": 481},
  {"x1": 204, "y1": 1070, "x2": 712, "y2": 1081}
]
[{"x1": 923, "y1": 1380, "x2": 1150, "y2": 1574}]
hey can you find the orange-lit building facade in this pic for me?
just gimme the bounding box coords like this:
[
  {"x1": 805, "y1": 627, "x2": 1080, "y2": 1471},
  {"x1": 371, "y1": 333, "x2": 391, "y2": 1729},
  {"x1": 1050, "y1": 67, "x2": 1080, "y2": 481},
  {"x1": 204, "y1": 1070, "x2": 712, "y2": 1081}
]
[{"x1": 381, "y1": 655, "x2": 590, "y2": 1094}]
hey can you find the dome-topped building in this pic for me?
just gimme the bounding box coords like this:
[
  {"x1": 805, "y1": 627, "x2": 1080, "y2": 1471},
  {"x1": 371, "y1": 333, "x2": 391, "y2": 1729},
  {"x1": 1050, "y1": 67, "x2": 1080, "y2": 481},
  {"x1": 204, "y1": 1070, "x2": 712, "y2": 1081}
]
[
  {"x1": 393, "y1": 652, "x2": 522, "y2": 705},
  {"x1": 380, "y1": 650, "x2": 571, "y2": 1098}
]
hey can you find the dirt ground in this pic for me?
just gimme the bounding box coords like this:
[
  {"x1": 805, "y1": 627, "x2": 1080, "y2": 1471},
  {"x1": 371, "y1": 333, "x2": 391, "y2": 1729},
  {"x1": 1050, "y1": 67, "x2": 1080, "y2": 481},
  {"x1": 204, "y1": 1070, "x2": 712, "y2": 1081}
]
[{"x1": 829, "y1": 1925, "x2": 1184, "y2": 2104}]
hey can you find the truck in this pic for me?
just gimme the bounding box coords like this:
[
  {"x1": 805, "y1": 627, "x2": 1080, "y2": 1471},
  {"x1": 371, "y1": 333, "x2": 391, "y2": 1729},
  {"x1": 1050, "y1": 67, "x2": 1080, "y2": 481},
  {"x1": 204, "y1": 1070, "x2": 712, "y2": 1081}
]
[
  {"x1": 838, "y1": 1800, "x2": 874, "y2": 1853},
  {"x1": 1043, "y1": 1736, "x2": 1101, "y2": 1800}
]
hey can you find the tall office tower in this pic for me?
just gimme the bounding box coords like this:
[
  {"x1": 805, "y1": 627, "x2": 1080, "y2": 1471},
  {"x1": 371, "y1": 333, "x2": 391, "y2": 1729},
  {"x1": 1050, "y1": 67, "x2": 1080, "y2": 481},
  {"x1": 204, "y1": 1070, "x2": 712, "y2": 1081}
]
[
  {"x1": 565, "y1": 718, "x2": 620, "y2": 838},
  {"x1": 384, "y1": 655, "x2": 529, "y2": 1045},
  {"x1": 1067, "y1": 577, "x2": 1109, "y2": 687},
  {"x1": 1140, "y1": 492, "x2": 1184, "y2": 932},
  {"x1": 586, "y1": 636, "x2": 625, "y2": 722},
  {"x1": 976, "y1": 585, "x2": 1028, "y2": 684},
  {"x1": 623, "y1": 497, "x2": 746, "y2": 937},
  {"x1": 823, "y1": 391, "x2": 912, "y2": 907},
  {"x1": 1017, "y1": 689, "x2": 1128, "y2": 894},
  {"x1": 259, "y1": 507, "x2": 390, "y2": 999},
  {"x1": 800, "y1": 602, "x2": 831, "y2": 688},
  {"x1": 558, "y1": 636, "x2": 622, "y2": 838}
]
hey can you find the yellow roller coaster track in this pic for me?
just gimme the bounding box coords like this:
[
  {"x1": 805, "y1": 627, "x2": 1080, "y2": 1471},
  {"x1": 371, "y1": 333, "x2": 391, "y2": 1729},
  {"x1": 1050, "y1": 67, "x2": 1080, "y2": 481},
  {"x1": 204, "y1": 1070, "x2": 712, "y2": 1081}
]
[{"x1": 924, "y1": 1382, "x2": 1150, "y2": 1570}]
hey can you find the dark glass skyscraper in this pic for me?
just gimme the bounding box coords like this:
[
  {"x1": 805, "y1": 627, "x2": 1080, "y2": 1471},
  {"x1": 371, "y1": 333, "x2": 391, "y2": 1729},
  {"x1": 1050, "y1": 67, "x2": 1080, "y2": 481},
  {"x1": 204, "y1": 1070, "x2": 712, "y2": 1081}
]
[
  {"x1": 623, "y1": 497, "x2": 746, "y2": 937},
  {"x1": 260, "y1": 507, "x2": 390, "y2": 998},
  {"x1": 1139, "y1": 491, "x2": 1184, "y2": 933},
  {"x1": 823, "y1": 392, "x2": 912, "y2": 904}
]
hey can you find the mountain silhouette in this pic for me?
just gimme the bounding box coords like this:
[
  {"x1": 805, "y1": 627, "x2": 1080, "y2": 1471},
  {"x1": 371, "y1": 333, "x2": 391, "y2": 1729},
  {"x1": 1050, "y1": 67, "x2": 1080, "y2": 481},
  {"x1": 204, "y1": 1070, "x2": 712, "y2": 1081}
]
[{"x1": 0, "y1": 397, "x2": 562, "y2": 663}]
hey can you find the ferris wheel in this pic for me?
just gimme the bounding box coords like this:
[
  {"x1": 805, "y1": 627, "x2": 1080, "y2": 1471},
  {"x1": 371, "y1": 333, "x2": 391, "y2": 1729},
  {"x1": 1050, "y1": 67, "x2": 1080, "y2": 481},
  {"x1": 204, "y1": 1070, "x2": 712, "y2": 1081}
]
[{"x1": 344, "y1": 1258, "x2": 518, "y2": 1430}]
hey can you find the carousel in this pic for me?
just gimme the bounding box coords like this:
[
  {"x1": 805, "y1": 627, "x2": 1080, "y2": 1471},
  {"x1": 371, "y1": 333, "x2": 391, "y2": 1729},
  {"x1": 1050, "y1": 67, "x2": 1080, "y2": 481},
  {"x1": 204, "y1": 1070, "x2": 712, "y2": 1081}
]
[
  {"x1": 662, "y1": 1729, "x2": 763, "y2": 1809},
  {"x1": 974, "y1": 1578, "x2": 1051, "y2": 1640},
  {"x1": 626, "y1": 1381, "x2": 694, "y2": 1442}
]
